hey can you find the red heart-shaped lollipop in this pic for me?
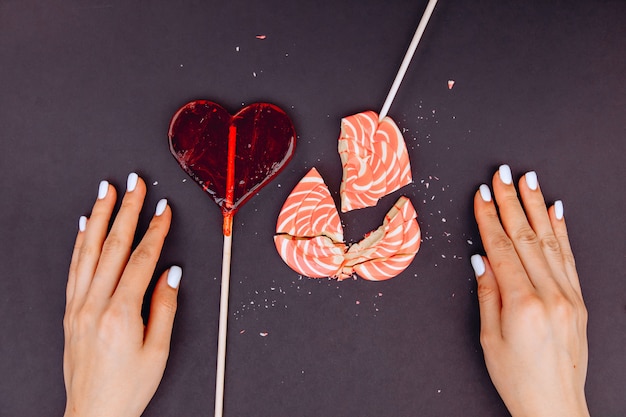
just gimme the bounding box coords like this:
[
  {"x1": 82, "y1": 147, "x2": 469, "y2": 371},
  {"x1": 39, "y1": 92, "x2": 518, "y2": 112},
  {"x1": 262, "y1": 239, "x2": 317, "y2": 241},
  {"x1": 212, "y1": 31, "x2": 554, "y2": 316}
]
[
  {"x1": 168, "y1": 100, "x2": 296, "y2": 417},
  {"x1": 168, "y1": 100, "x2": 296, "y2": 234}
]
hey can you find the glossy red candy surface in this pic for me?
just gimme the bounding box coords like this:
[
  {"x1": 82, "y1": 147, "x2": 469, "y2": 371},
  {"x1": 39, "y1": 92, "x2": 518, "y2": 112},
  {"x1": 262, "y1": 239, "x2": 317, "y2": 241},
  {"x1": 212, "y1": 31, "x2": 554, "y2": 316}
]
[{"x1": 169, "y1": 100, "x2": 296, "y2": 216}]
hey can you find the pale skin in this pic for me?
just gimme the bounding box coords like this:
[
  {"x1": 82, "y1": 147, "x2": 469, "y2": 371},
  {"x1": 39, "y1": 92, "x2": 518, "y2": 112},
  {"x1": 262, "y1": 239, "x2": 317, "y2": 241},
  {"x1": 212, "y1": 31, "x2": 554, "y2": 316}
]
[
  {"x1": 64, "y1": 173, "x2": 181, "y2": 417},
  {"x1": 472, "y1": 165, "x2": 589, "y2": 417},
  {"x1": 63, "y1": 168, "x2": 589, "y2": 416}
]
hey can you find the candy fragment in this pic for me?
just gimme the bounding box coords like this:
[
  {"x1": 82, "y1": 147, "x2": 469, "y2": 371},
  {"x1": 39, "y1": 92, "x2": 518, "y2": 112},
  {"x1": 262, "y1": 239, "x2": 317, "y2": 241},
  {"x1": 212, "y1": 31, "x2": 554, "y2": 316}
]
[
  {"x1": 275, "y1": 168, "x2": 343, "y2": 242},
  {"x1": 338, "y1": 111, "x2": 412, "y2": 212},
  {"x1": 346, "y1": 196, "x2": 420, "y2": 281},
  {"x1": 275, "y1": 168, "x2": 346, "y2": 278},
  {"x1": 275, "y1": 169, "x2": 420, "y2": 281}
]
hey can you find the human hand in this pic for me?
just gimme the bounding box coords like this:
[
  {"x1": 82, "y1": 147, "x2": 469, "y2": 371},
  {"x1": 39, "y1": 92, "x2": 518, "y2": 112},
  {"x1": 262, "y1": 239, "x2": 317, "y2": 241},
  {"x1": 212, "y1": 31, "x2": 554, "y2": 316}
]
[
  {"x1": 64, "y1": 173, "x2": 182, "y2": 417},
  {"x1": 471, "y1": 165, "x2": 589, "y2": 417}
]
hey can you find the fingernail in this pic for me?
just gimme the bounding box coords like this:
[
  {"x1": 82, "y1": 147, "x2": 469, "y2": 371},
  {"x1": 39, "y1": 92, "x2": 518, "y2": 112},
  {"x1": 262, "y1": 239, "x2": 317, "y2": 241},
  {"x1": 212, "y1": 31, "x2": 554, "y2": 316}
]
[
  {"x1": 167, "y1": 266, "x2": 183, "y2": 289},
  {"x1": 498, "y1": 164, "x2": 512, "y2": 185},
  {"x1": 471, "y1": 254, "x2": 486, "y2": 277},
  {"x1": 78, "y1": 216, "x2": 87, "y2": 232},
  {"x1": 479, "y1": 184, "x2": 492, "y2": 202},
  {"x1": 525, "y1": 171, "x2": 538, "y2": 190},
  {"x1": 554, "y1": 200, "x2": 564, "y2": 220},
  {"x1": 98, "y1": 180, "x2": 109, "y2": 200},
  {"x1": 127, "y1": 172, "x2": 138, "y2": 192},
  {"x1": 155, "y1": 198, "x2": 168, "y2": 216}
]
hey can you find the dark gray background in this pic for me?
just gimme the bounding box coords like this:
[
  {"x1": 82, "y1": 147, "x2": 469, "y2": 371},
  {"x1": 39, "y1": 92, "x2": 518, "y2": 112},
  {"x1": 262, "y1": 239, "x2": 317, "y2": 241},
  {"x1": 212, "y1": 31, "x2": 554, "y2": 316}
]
[{"x1": 1, "y1": 0, "x2": 624, "y2": 416}]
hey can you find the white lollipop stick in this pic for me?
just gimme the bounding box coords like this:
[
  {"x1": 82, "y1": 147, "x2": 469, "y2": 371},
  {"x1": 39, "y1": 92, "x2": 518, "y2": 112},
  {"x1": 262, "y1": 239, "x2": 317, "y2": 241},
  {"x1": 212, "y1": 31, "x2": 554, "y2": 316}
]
[
  {"x1": 214, "y1": 233, "x2": 232, "y2": 417},
  {"x1": 379, "y1": 0, "x2": 438, "y2": 121}
]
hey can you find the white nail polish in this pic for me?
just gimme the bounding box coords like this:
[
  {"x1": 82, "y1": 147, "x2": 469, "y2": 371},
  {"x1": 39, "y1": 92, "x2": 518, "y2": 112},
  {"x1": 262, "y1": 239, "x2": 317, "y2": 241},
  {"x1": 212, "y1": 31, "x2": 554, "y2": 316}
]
[
  {"x1": 499, "y1": 164, "x2": 512, "y2": 185},
  {"x1": 78, "y1": 216, "x2": 87, "y2": 232},
  {"x1": 167, "y1": 266, "x2": 182, "y2": 289},
  {"x1": 155, "y1": 198, "x2": 168, "y2": 216},
  {"x1": 555, "y1": 200, "x2": 564, "y2": 220},
  {"x1": 525, "y1": 171, "x2": 538, "y2": 190},
  {"x1": 471, "y1": 254, "x2": 486, "y2": 277},
  {"x1": 98, "y1": 180, "x2": 109, "y2": 200},
  {"x1": 127, "y1": 172, "x2": 138, "y2": 192},
  {"x1": 479, "y1": 184, "x2": 492, "y2": 202}
]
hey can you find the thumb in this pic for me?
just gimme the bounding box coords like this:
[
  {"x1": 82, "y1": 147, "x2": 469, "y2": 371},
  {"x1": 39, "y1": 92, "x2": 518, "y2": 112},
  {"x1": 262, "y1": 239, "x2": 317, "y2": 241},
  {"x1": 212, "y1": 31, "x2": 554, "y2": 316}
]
[
  {"x1": 471, "y1": 255, "x2": 502, "y2": 345},
  {"x1": 145, "y1": 266, "x2": 182, "y2": 354}
]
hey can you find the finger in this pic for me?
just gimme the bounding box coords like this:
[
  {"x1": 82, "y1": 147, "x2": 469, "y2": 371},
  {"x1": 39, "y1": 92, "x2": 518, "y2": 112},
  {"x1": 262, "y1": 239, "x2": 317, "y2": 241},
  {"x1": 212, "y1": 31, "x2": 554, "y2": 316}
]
[
  {"x1": 491, "y1": 166, "x2": 555, "y2": 291},
  {"x1": 518, "y1": 172, "x2": 570, "y2": 289},
  {"x1": 474, "y1": 184, "x2": 533, "y2": 299},
  {"x1": 114, "y1": 199, "x2": 172, "y2": 304},
  {"x1": 88, "y1": 173, "x2": 147, "y2": 301},
  {"x1": 144, "y1": 266, "x2": 182, "y2": 354},
  {"x1": 66, "y1": 216, "x2": 88, "y2": 307},
  {"x1": 472, "y1": 255, "x2": 502, "y2": 342},
  {"x1": 548, "y1": 201, "x2": 583, "y2": 297},
  {"x1": 73, "y1": 181, "x2": 117, "y2": 307}
]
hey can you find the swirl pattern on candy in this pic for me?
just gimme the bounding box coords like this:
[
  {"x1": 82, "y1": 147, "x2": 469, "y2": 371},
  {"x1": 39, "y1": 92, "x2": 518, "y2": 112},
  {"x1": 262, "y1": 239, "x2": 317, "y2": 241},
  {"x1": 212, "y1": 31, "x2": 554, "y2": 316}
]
[
  {"x1": 275, "y1": 168, "x2": 420, "y2": 281},
  {"x1": 338, "y1": 111, "x2": 412, "y2": 212},
  {"x1": 274, "y1": 168, "x2": 346, "y2": 278}
]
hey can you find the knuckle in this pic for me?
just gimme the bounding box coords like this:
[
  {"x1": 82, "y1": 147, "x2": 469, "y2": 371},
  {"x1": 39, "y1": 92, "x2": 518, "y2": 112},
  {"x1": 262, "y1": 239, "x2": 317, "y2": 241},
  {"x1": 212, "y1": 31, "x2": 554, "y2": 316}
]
[
  {"x1": 101, "y1": 235, "x2": 127, "y2": 256},
  {"x1": 512, "y1": 294, "x2": 546, "y2": 323},
  {"x1": 477, "y1": 280, "x2": 498, "y2": 304},
  {"x1": 63, "y1": 314, "x2": 72, "y2": 333},
  {"x1": 147, "y1": 220, "x2": 168, "y2": 240},
  {"x1": 548, "y1": 294, "x2": 582, "y2": 325},
  {"x1": 490, "y1": 235, "x2": 514, "y2": 252},
  {"x1": 539, "y1": 235, "x2": 561, "y2": 253},
  {"x1": 512, "y1": 226, "x2": 538, "y2": 245},
  {"x1": 157, "y1": 295, "x2": 178, "y2": 316},
  {"x1": 75, "y1": 304, "x2": 98, "y2": 332},
  {"x1": 129, "y1": 245, "x2": 156, "y2": 266},
  {"x1": 579, "y1": 303, "x2": 589, "y2": 325},
  {"x1": 481, "y1": 209, "x2": 501, "y2": 225},
  {"x1": 120, "y1": 196, "x2": 141, "y2": 211},
  {"x1": 562, "y1": 252, "x2": 577, "y2": 267},
  {"x1": 78, "y1": 243, "x2": 98, "y2": 260},
  {"x1": 148, "y1": 343, "x2": 171, "y2": 363},
  {"x1": 479, "y1": 331, "x2": 497, "y2": 352},
  {"x1": 99, "y1": 304, "x2": 130, "y2": 335}
]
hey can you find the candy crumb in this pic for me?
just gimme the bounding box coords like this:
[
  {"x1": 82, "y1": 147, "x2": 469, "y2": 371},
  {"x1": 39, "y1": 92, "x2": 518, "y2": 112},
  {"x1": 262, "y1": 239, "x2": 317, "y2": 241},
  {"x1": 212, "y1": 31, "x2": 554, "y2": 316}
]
[
  {"x1": 256, "y1": 35, "x2": 267, "y2": 40},
  {"x1": 448, "y1": 80, "x2": 455, "y2": 89},
  {"x1": 260, "y1": 332, "x2": 268, "y2": 337}
]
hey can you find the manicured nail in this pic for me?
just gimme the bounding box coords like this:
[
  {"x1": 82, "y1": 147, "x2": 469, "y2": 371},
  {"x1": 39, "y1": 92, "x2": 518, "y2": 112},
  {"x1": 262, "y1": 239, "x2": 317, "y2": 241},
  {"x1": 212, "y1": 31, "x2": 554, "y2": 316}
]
[
  {"x1": 479, "y1": 184, "x2": 492, "y2": 202},
  {"x1": 98, "y1": 180, "x2": 109, "y2": 200},
  {"x1": 167, "y1": 266, "x2": 183, "y2": 289},
  {"x1": 554, "y1": 200, "x2": 564, "y2": 220},
  {"x1": 155, "y1": 198, "x2": 168, "y2": 216},
  {"x1": 78, "y1": 216, "x2": 87, "y2": 232},
  {"x1": 498, "y1": 164, "x2": 512, "y2": 185},
  {"x1": 471, "y1": 254, "x2": 486, "y2": 277},
  {"x1": 127, "y1": 172, "x2": 138, "y2": 192},
  {"x1": 525, "y1": 171, "x2": 538, "y2": 190}
]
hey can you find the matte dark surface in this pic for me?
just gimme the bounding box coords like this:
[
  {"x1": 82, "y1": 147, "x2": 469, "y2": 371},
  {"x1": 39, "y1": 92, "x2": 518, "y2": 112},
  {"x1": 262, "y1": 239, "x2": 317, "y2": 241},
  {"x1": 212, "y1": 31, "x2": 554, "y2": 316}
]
[{"x1": 1, "y1": 1, "x2": 624, "y2": 416}]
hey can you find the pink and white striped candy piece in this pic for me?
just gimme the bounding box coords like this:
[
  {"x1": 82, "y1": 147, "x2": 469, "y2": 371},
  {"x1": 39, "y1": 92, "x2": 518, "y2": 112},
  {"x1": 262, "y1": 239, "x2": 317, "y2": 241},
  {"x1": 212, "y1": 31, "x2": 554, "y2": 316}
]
[
  {"x1": 338, "y1": 111, "x2": 412, "y2": 212},
  {"x1": 275, "y1": 168, "x2": 343, "y2": 242},
  {"x1": 274, "y1": 168, "x2": 346, "y2": 278},
  {"x1": 275, "y1": 168, "x2": 420, "y2": 281},
  {"x1": 346, "y1": 196, "x2": 420, "y2": 281}
]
